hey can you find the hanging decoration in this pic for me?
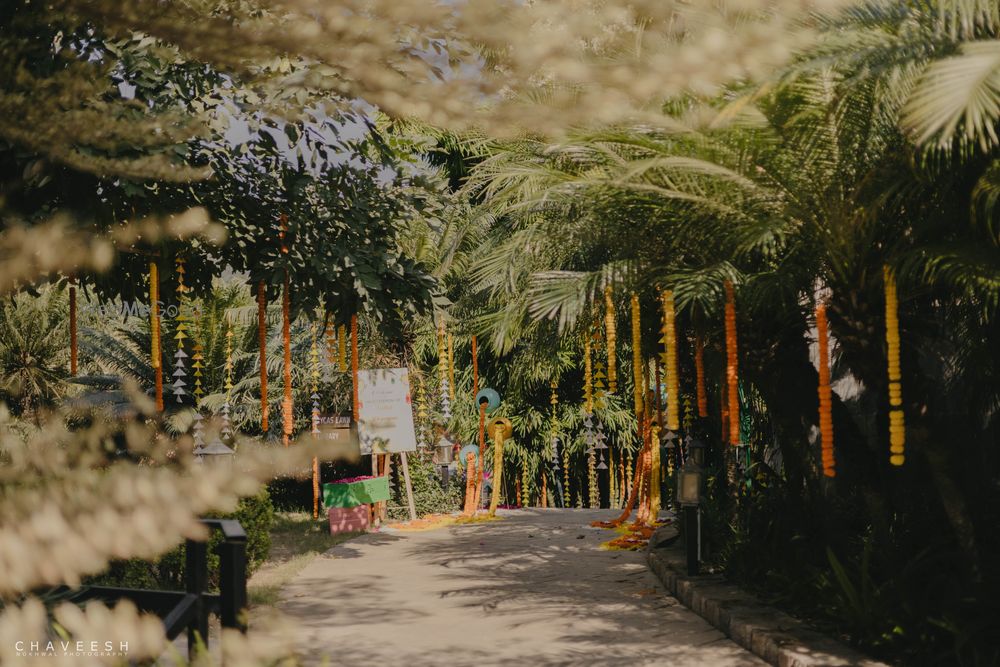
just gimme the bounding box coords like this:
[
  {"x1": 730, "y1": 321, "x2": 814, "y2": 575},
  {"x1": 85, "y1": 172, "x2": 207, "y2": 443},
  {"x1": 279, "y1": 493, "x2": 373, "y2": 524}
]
[
  {"x1": 487, "y1": 417, "x2": 512, "y2": 517},
  {"x1": 520, "y1": 460, "x2": 529, "y2": 507},
  {"x1": 631, "y1": 293, "x2": 644, "y2": 423},
  {"x1": 191, "y1": 335, "x2": 205, "y2": 450},
  {"x1": 311, "y1": 323, "x2": 321, "y2": 518},
  {"x1": 325, "y1": 318, "x2": 337, "y2": 367},
  {"x1": 192, "y1": 341, "x2": 204, "y2": 402},
  {"x1": 583, "y1": 333, "x2": 599, "y2": 508},
  {"x1": 816, "y1": 302, "x2": 836, "y2": 477},
  {"x1": 604, "y1": 286, "x2": 617, "y2": 394},
  {"x1": 724, "y1": 280, "x2": 740, "y2": 445},
  {"x1": 694, "y1": 335, "x2": 707, "y2": 418},
  {"x1": 171, "y1": 259, "x2": 189, "y2": 404},
  {"x1": 447, "y1": 332, "x2": 456, "y2": 403},
  {"x1": 149, "y1": 263, "x2": 163, "y2": 411},
  {"x1": 221, "y1": 323, "x2": 233, "y2": 442},
  {"x1": 281, "y1": 274, "x2": 293, "y2": 448},
  {"x1": 884, "y1": 266, "x2": 905, "y2": 466},
  {"x1": 338, "y1": 324, "x2": 348, "y2": 372},
  {"x1": 416, "y1": 373, "x2": 429, "y2": 450},
  {"x1": 608, "y1": 449, "x2": 617, "y2": 508},
  {"x1": 436, "y1": 321, "x2": 451, "y2": 421},
  {"x1": 258, "y1": 280, "x2": 269, "y2": 432},
  {"x1": 661, "y1": 290, "x2": 680, "y2": 431},
  {"x1": 595, "y1": 420, "x2": 608, "y2": 470},
  {"x1": 351, "y1": 314, "x2": 359, "y2": 421}
]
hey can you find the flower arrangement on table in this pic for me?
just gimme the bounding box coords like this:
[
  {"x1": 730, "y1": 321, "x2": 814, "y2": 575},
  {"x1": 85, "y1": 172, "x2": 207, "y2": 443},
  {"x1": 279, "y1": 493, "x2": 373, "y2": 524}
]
[{"x1": 322, "y1": 475, "x2": 392, "y2": 534}]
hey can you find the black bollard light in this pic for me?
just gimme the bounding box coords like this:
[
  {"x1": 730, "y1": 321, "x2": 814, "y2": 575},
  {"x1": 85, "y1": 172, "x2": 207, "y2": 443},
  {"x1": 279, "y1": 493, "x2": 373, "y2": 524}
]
[{"x1": 677, "y1": 457, "x2": 703, "y2": 576}]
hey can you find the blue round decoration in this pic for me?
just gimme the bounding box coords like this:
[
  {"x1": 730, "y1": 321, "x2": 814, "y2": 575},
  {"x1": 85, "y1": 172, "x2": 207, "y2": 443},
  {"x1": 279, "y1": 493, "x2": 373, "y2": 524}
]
[{"x1": 474, "y1": 387, "x2": 501, "y2": 414}]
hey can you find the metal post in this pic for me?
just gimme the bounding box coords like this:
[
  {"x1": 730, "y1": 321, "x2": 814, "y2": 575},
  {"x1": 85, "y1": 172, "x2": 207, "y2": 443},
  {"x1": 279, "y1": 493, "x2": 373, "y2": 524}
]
[
  {"x1": 185, "y1": 539, "x2": 209, "y2": 655},
  {"x1": 684, "y1": 505, "x2": 699, "y2": 576},
  {"x1": 218, "y1": 534, "x2": 248, "y2": 633}
]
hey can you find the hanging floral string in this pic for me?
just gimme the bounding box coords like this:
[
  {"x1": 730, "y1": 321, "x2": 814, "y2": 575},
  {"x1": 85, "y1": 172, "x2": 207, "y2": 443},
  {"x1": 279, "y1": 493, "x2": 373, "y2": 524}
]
[
  {"x1": 221, "y1": 323, "x2": 233, "y2": 442},
  {"x1": 325, "y1": 318, "x2": 337, "y2": 367},
  {"x1": 192, "y1": 341, "x2": 204, "y2": 402},
  {"x1": 694, "y1": 334, "x2": 707, "y2": 418},
  {"x1": 149, "y1": 263, "x2": 163, "y2": 411},
  {"x1": 724, "y1": 280, "x2": 740, "y2": 445},
  {"x1": 604, "y1": 286, "x2": 617, "y2": 394},
  {"x1": 280, "y1": 219, "x2": 293, "y2": 448},
  {"x1": 816, "y1": 301, "x2": 836, "y2": 477},
  {"x1": 191, "y1": 334, "x2": 205, "y2": 450},
  {"x1": 884, "y1": 266, "x2": 905, "y2": 466},
  {"x1": 67, "y1": 276, "x2": 78, "y2": 376},
  {"x1": 447, "y1": 332, "x2": 456, "y2": 403},
  {"x1": 661, "y1": 290, "x2": 680, "y2": 431},
  {"x1": 311, "y1": 323, "x2": 321, "y2": 518},
  {"x1": 631, "y1": 292, "x2": 644, "y2": 416},
  {"x1": 541, "y1": 471, "x2": 547, "y2": 508},
  {"x1": 351, "y1": 314, "x2": 359, "y2": 421},
  {"x1": 437, "y1": 321, "x2": 451, "y2": 421},
  {"x1": 608, "y1": 449, "x2": 617, "y2": 508},
  {"x1": 487, "y1": 422, "x2": 506, "y2": 517},
  {"x1": 584, "y1": 333, "x2": 598, "y2": 508},
  {"x1": 463, "y1": 452, "x2": 477, "y2": 515},
  {"x1": 338, "y1": 323, "x2": 348, "y2": 372},
  {"x1": 258, "y1": 280, "x2": 269, "y2": 432},
  {"x1": 520, "y1": 460, "x2": 529, "y2": 507},
  {"x1": 172, "y1": 259, "x2": 189, "y2": 404}
]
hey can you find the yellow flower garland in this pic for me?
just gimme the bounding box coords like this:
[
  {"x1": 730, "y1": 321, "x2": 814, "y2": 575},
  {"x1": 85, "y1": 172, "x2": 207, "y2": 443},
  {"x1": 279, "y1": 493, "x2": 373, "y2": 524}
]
[
  {"x1": 631, "y1": 293, "x2": 643, "y2": 421},
  {"x1": 884, "y1": 266, "x2": 905, "y2": 466},
  {"x1": 661, "y1": 289, "x2": 680, "y2": 431},
  {"x1": 605, "y1": 286, "x2": 617, "y2": 394}
]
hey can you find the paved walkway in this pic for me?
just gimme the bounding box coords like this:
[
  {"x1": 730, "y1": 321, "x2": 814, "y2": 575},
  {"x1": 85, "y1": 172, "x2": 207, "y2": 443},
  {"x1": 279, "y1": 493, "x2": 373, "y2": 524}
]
[{"x1": 275, "y1": 509, "x2": 766, "y2": 666}]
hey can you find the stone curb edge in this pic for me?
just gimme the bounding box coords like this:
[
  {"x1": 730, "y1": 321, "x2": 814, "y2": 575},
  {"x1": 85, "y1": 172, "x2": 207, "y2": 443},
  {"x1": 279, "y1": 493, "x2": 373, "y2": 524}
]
[{"x1": 646, "y1": 546, "x2": 891, "y2": 667}]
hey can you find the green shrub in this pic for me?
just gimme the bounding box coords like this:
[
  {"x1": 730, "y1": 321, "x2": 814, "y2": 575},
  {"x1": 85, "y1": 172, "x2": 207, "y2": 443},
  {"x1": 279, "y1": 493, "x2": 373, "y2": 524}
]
[
  {"x1": 386, "y1": 454, "x2": 463, "y2": 520},
  {"x1": 87, "y1": 489, "x2": 274, "y2": 591}
]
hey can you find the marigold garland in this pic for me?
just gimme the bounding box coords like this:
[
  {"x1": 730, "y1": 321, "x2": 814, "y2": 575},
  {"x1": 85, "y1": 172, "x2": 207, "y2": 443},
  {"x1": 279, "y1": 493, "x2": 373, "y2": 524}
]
[
  {"x1": 884, "y1": 266, "x2": 905, "y2": 466},
  {"x1": 694, "y1": 335, "x2": 707, "y2": 418},
  {"x1": 604, "y1": 286, "x2": 617, "y2": 394},
  {"x1": 724, "y1": 281, "x2": 740, "y2": 445},
  {"x1": 661, "y1": 289, "x2": 680, "y2": 431},
  {"x1": 258, "y1": 280, "x2": 269, "y2": 432},
  {"x1": 631, "y1": 293, "x2": 644, "y2": 423},
  {"x1": 649, "y1": 422, "x2": 661, "y2": 514},
  {"x1": 281, "y1": 272, "x2": 293, "y2": 448},
  {"x1": 816, "y1": 302, "x2": 836, "y2": 477},
  {"x1": 487, "y1": 422, "x2": 506, "y2": 517},
  {"x1": 338, "y1": 324, "x2": 347, "y2": 372},
  {"x1": 463, "y1": 452, "x2": 478, "y2": 515}
]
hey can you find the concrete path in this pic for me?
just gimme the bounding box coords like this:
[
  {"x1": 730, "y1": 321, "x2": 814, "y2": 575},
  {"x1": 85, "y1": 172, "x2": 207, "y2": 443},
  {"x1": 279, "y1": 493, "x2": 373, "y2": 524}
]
[{"x1": 275, "y1": 509, "x2": 766, "y2": 666}]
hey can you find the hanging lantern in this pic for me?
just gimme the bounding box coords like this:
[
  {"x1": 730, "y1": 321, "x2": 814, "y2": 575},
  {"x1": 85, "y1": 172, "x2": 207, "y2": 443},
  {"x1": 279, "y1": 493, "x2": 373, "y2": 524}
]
[
  {"x1": 884, "y1": 266, "x2": 905, "y2": 466},
  {"x1": 816, "y1": 302, "x2": 836, "y2": 477},
  {"x1": 605, "y1": 286, "x2": 617, "y2": 394},
  {"x1": 724, "y1": 281, "x2": 740, "y2": 445}
]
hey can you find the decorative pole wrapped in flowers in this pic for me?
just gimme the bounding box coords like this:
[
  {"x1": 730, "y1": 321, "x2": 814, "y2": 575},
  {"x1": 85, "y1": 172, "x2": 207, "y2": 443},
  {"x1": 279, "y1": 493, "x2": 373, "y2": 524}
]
[
  {"x1": 311, "y1": 323, "x2": 322, "y2": 518},
  {"x1": 661, "y1": 289, "x2": 680, "y2": 431},
  {"x1": 724, "y1": 281, "x2": 740, "y2": 445},
  {"x1": 816, "y1": 302, "x2": 835, "y2": 477},
  {"x1": 280, "y1": 218, "x2": 293, "y2": 448},
  {"x1": 884, "y1": 266, "x2": 905, "y2": 466},
  {"x1": 338, "y1": 323, "x2": 347, "y2": 372},
  {"x1": 694, "y1": 335, "x2": 707, "y2": 418}
]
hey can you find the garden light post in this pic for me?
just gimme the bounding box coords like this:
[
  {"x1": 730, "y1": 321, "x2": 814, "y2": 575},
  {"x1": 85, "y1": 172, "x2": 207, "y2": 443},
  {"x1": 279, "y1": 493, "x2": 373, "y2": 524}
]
[
  {"x1": 436, "y1": 432, "x2": 456, "y2": 491},
  {"x1": 677, "y1": 457, "x2": 703, "y2": 576}
]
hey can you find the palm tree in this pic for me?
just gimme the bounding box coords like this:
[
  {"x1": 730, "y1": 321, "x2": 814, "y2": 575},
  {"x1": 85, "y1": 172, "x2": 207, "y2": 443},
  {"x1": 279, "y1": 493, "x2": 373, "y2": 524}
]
[{"x1": 0, "y1": 286, "x2": 70, "y2": 416}]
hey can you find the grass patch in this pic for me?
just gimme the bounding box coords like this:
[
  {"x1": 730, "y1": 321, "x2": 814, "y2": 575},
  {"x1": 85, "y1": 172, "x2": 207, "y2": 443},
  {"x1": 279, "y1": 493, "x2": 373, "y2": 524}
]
[{"x1": 248, "y1": 512, "x2": 360, "y2": 608}]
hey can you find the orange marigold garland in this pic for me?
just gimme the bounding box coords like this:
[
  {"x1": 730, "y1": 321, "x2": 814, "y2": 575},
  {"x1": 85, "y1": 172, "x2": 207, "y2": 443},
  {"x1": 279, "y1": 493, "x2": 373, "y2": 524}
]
[
  {"x1": 694, "y1": 335, "x2": 707, "y2": 418},
  {"x1": 604, "y1": 286, "x2": 617, "y2": 394},
  {"x1": 338, "y1": 324, "x2": 347, "y2": 372},
  {"x1": 816, "y1": 302, "x2": 836, "y2": 477},
  {"x1": 884, "y1": 266, "x2": 905, "y2": 466},
  {"x1": 149, "y1": 263, "x2": 163, "y2": 411},
  {"x1": 281, "y1": 273, "x2": 293, "y2": 448},
  {"x1": 630, "y1": 293, "x2": 644, "y2": 422},
  {"x1": 258, "y1": 280, "x2": 269, "y2": 432},
  {"x1": 724, "y1": 281, "x2": 740, "y2": 445},
  {"x1": 661, "y1": 289, "x2": 680, "y2": 431}
]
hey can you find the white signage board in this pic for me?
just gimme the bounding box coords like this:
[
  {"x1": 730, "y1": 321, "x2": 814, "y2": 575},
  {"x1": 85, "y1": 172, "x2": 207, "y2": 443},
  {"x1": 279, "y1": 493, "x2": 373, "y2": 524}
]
[{"x1": 357, "y1": 368, "x2": 418, "y2": 455}]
